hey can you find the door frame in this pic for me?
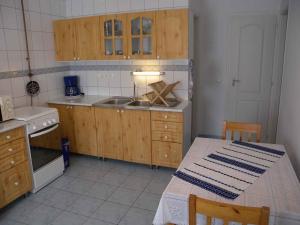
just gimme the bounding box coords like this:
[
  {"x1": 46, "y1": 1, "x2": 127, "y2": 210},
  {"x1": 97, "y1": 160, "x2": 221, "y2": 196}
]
[{"x1": 224, "y1": 13, "x2": 287, "y2": 142}]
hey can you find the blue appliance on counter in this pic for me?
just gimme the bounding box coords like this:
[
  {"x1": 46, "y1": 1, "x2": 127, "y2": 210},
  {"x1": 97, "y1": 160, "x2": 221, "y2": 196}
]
[{"x1": 64, "y1": 76, "x2": 81, "y2": 97}]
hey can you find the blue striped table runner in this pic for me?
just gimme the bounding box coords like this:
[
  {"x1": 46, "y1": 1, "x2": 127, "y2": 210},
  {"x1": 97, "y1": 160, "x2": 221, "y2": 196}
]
[{"x1": 174, "y1": 141, "x2": 285, "y2": 200}]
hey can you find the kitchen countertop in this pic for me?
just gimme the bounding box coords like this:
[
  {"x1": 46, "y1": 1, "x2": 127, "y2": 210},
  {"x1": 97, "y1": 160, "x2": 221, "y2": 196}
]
[
  {"x1": 48, "y1": 95, "x2": 191, "y2": 112},
  {"x1": 48, "y1": 95, "x2": 108, "y2": 107},
  {"x1": 0, "y1": 120, "x2": 27, "y2": 133}
]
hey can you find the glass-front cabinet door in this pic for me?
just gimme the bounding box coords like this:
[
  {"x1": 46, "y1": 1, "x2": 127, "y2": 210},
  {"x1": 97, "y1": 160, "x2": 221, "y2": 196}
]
[
  {"x1": 127, "y1": 12, "x2": 156, "y2": 59},
  {"x1": 100, "y1": 14, "x2": 127, "y2": 59}
]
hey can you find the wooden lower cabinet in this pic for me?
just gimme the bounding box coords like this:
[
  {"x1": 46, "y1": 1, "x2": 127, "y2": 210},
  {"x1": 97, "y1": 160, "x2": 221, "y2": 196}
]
[
  {"x1": 95, "y1": 108, "x2": 152, "y2": 165},
  {"x1": 48, "y1": 104, "x2": 97, "y2": 156},
  {"x1": 152, "y1": 141, "x2": 182, "y2": 168},
  {"x1": 122, "y1": 110, "x2": 151, "y2": 165},
  {"x1": 0, "y1": 127, "x2": 32, "y2": 208},
  {"x1": 73, "y1": 106, "x2": 97, "y2": 156},
  {"x1": 95, "y1": 108, "x2": 123, "y2": 160}
]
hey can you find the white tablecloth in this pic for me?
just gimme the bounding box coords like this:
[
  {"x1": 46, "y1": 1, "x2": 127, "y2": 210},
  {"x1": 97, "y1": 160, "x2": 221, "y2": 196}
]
[{"x1": 153, "y1": 138, "x2": 300, "y2": 225}]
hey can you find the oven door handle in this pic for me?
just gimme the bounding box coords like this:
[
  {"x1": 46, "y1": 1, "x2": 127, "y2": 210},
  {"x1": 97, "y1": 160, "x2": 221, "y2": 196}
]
[{"x1": 30, "y1": 124, "x2": 59, "y2": 138}]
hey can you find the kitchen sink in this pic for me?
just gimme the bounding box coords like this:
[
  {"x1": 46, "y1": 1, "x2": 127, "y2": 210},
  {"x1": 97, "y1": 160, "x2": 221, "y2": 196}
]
[
  {"x1": 94, "y1": 97, "x2": 132, "y2": 107},
  {"x1": 127, "y1": 100, "x2": 151, "y2": 107}
]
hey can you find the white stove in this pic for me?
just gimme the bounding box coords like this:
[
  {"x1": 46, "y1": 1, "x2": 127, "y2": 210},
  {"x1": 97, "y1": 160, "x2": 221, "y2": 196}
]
[{"x1": 15, "y1": 106, "x2": 64, "y2": 193}]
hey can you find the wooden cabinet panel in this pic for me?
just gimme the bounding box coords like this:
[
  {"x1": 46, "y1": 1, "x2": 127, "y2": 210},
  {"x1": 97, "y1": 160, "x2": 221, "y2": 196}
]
[
  {"x1": 49, "y1": 104, "x2": 76, "y2": 152},
  {"x1": 152, "y1": 131, "x2": 182, "y2": 143},
  {"x1": 157, "y1": 9, "x2": 188, "y2": 59},
  {"x1": 0, "y1": 128, "x2": 24, "y2": 146},
  {"x1": 0, "y1": 150, "x2": 27, "y2": 173},
  {"x1": 151, "y1": 111, "x2": 183, "y2": 122},
  {"x1": 152, "y1": 141, "x2": 182, "y2": 168},
  {"x1": 152, "y1": 121, "x2": 183, "y2": 133},
  {"x1": 95, "y1": 108, "x2": 123, "y2": 160},
  {"x1": 0, "y1": 139, "x2": 26, "y2": 160},
  {"x1": 127, "y1": 12, "x2": 156, "y2": 59},
  {"x1": 0, "y1": 162, "x2": 32, "y2": 208},
  {"x1": 122, "y1": 110, "x2": 151, "y2": 164},
  {"x1": 73, "y1": 106, "x2": 98, "y2": 156},
  {"x1": 100, "y1": 14, "x2": 127, "y2": 59},
  {"x1": 76, "y1": 16, "x2": 101, "y2": 60},
  {"x1": 53, "y1": 19, "x2": 77, "y2": 61}
]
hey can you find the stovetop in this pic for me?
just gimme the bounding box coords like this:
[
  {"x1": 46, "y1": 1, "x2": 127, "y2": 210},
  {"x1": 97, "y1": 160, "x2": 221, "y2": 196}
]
[{"x1": 14, "y1": 106, "x2": 57, "y2": 121}]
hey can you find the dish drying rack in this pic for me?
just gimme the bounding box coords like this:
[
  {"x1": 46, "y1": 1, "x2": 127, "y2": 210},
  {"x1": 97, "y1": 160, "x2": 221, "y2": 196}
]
[{"x1": 143, "y1": 80, "x2": 181, "y2": 107}]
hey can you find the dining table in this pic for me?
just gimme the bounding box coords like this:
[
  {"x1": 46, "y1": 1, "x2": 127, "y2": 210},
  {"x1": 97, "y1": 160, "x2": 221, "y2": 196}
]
[{"x1": 153, "y1": 138, "x2": 300, "y2": 225}]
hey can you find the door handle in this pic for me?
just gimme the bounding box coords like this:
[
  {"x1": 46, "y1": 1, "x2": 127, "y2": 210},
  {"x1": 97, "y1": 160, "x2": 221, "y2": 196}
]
[{"x1": 232, "y1": 79, "x2": 240, "y2": 86}]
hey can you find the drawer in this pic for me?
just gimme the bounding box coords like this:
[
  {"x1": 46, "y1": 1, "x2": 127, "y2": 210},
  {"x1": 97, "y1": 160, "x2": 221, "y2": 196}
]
[
  {"x1": 152, "y1": 131, "x2": 182, "y2": 143},
  {"x1": 151, "y1": 121, "x2": 183, "y2": 133},
  {"x1": 0, "y1": 128, "x2": 25, "y2": 146},
  {"x1": 152, "y1": 141, "x2": 182, "y2": 168},
  {"x1": 0, "y1": 138, "x2": 26, "y2": 160},
  {"x1": 0, "y1": 150, "x2": 27, "y2": 173},
  {"x1": 0, "y1": 161, "x2": 32, "y2": 208},
  {"x1": 151, "y1": 111, "x2": 183, "y2": 122}
]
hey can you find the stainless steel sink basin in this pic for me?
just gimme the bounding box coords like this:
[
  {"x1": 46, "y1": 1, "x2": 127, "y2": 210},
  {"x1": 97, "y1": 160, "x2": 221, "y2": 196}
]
[
  {"x1": 94, "y1": 97, "x2": 132, "y2": 107},
  {"x1": 127, "y1": 100, "x2": 151, "y2": 107}
]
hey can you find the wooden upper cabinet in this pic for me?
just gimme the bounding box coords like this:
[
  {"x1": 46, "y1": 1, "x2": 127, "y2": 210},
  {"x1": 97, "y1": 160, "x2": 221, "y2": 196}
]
[
  {"x1": 76, "y1": 16, "x2": 101, "y2": 60},
  {"x1": 122, "y1": 110, "x2": 151, "y2": 165},
  {"x1": 157, "y1": 9, "x2": 188, "y2": 59},
  {"x1": 53, "y1": 19, "x2": 77, "y2": 61},
  {"x1": 73, "y1": 106, "x2": 98, "y2": 156},
  {"x1": 54, "y1": 17, "x2": 100, "y2": 61},
  {"x1": 127, "y1": 12, "x2": 156, "y2": 59},
  {"x1": 100, "y1": 14, "x2": 127, "y2": 60}
]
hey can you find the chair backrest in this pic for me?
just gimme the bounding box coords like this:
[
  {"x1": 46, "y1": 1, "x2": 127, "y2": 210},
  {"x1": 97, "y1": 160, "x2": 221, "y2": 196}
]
[
  {"x1": 222, "y1": 121, "x2": 262, "y2": 142},
  {"x1": 189, "y1": 195, "x2": 270, "y2": 225}
]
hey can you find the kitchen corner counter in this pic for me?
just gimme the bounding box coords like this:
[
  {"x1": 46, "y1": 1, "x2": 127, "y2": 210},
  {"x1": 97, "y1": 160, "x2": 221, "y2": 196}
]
[
  {"x1": 0, "y1": 120, "x2": 26, "y2": 133},
  {"x1": 48, "y1": 95, "x2": 109, "y2": 107}
]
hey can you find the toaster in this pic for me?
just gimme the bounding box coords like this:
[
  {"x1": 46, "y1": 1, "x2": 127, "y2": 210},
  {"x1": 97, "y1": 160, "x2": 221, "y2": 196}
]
[{"x1": 0, "y1": 96, "x2": 14, "y2": 122}]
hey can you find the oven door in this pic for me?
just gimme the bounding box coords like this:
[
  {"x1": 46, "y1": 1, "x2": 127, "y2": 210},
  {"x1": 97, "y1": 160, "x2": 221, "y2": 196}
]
[{"x1": 29, "y1": 123, "x2": 62, "y2": 172}]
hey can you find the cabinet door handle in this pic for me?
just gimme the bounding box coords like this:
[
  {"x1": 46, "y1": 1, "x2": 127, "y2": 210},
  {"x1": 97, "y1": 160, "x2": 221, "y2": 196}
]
[
  {"x1": 73, "y1": 57, "x2": 76, "y2": 60},
  {"x1": 10, "y1": 160, "x2": 15, "y2": 165},
  {"x1": 164, "y1": 154, "x2": 168, "y2": 158},
  {"x1": 14, "y1": 182, "x2": 19, "y2": 186},
  {"x1": 164, "y1": 125, "x2": 168, "y2": 129},
  {"x1": 164, "y1": 115, "x2": 168, "y2": 119},
  {"x1": 6, "y1": 135, "x2": 11, "y2": 140},
  {"x1": 121, "y1": 110, "x2": 124, "y2": 113},
  {"x1": 123, "y1": 56, "x2": 126, "y2": 59},
  {"x1": 164, "y1": 136, "x2": 168, "y2": 140},
  {"x1": 8, "y1": 148, "x2": 13, "y2": 152},
  {"x1": 117, "y1": 110, "x2": 120, "y2": 113},
  {"x1": 128, "y1": 56, "x2": 131, "y2": 59},
  {"x1": 157, "y1": 56, "x2": 160, "y2": 59}
]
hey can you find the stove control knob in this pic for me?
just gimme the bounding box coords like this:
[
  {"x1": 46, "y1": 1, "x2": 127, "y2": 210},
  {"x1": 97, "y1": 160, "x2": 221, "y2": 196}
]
[
  {"x1": 32, "y1": 125, "x2": 37, "y2": 130},
  {"x1": 52, "y1": 119, "x2": 56, "y2": 123},
  {"x1": 47, "y1": 120, "x2": 52, "y2": 125},
  {"x1": 43, "y1": 122, "x2": 47, "y2": 127}
]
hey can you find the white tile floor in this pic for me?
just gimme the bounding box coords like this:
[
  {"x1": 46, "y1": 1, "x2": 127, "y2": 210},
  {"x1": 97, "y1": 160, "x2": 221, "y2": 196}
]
[{"x1": 0, "y1": 155, "x2": 175, "y2": 225}]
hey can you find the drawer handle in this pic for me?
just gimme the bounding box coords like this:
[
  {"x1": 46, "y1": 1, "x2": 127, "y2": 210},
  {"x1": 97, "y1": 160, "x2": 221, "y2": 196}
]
[
  {"x1": 6, "y1": 135, "x2": 11, "y2": 140},
  {"x1": 10, "y1": 160, "x2": 15, "y2": 165},
  {"x1": 164, "y1": 125, "x2": 168, "y2": 129},
  {"x1": 8, "y1": 148, "x2": 13, "y2": 152},
  {"x1": 14, "y1": 182, "x2": 19, "y2": 186},
  {"x1": 164, "y1": 115, "x2": 168, "y2": 119},
  {"x1": 164, "y1": 154, "x2": 168, "y2": 158},
  {"x1": 164, "y1": 136, "x2": 168, "y2": 139}
]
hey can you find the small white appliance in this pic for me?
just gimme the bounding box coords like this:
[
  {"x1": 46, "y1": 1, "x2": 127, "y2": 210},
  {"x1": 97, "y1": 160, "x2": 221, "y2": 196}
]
[
  {"x1": 0, "y1": 95, "x2": 14, "y2": 122},
  {"x1": 15, "y1": 106, "x2": 64, "y2": 193}
]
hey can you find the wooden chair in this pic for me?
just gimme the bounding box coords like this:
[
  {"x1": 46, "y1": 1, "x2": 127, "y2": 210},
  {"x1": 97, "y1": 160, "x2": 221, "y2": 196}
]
[
  {"x1": 222, "y1": 121, "x2": 262, "y2": 142},
  {"x1": 189, "y1": 195, "x2": 270, "y2": 225}
]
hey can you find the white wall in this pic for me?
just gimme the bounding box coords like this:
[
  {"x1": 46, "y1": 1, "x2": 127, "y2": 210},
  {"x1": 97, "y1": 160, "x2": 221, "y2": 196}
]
[
  {"x1": 190, "y1": 0, "x2": 287, "y2": 138},
  {"x1": 277, "y1": 0, "x2": 300, "y2": 177},
  {"x1": 0, "y1": 0, "x2": 66, "y2": 107}
]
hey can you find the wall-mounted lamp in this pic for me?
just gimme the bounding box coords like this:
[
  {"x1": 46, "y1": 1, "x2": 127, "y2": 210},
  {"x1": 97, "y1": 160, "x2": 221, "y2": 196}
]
[{"x1": 131, "y1": 71, "x2": 165, "y2": 76}]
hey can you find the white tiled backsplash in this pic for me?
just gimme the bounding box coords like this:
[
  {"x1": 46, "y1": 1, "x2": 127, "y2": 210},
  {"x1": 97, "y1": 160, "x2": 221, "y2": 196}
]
[
  {"x1": 0, "y1": 0, "x2": 190, "y2": 108},
  {"x1": 73, "y1": 70, "x2": 189, "y2": 100}
]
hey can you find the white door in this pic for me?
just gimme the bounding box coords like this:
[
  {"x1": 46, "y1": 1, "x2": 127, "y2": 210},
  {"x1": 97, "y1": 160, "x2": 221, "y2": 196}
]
[{"x1": 225, "y1": 15, "x2": 278, "y2": 141}]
